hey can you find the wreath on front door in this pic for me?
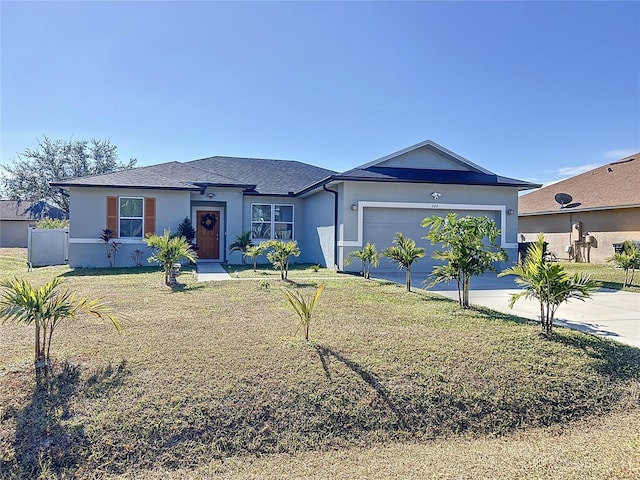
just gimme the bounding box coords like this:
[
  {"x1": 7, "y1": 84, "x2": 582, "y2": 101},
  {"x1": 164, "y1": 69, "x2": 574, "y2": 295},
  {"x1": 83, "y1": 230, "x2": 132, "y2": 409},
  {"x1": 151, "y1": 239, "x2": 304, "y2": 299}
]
[{"x1": 200, "y1": 212, "x2": 217, "y2": 231}]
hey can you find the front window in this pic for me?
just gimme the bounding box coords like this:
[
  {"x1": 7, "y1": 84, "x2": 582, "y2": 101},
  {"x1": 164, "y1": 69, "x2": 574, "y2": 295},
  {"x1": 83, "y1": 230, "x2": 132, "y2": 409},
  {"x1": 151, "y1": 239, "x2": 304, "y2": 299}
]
[
  {"x1": 119, "y1": 197, "x2": 143, "y2": 237},
  {"x1": 251, "y1": 204, "x2": 293, "y2": 240}
]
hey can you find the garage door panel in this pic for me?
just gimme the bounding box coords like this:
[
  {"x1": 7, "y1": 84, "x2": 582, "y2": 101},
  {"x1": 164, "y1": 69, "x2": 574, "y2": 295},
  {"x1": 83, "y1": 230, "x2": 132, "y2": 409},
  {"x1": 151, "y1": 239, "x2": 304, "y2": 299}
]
[{"x1": 362, "y1": 207, "x2": 497, "y2": 272}]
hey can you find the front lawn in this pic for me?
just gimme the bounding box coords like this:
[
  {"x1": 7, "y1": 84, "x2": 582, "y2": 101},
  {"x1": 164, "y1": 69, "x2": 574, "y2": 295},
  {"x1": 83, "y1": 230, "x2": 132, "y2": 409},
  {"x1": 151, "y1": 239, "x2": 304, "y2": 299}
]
[
  {"x1": 0, "y1": 250, "x2": 639, "y2": 478},
  {"x1": 223, "y1": 262, "x2": 340, "y2": 278},
  {"x1": 561, "y1": 262, "x2": 640, "y2": 293}
]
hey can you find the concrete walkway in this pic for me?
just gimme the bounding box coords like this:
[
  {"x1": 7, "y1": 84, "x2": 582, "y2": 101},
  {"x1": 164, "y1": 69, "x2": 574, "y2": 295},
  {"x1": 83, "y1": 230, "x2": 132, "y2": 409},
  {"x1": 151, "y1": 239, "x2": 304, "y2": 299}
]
[
  {"x1": 372, "y1": 271, "x2": 640, "y2": 348},
  {"x1": 196, "y1": 262, "x2": 232, "y2": 281}
]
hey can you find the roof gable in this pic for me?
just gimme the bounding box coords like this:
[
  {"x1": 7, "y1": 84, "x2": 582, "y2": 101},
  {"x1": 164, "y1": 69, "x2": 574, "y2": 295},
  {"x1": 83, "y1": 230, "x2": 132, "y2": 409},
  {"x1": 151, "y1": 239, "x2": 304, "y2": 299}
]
[
  {"x1": 349, "y1": 140, "x2": 494, "y2": 174},
  {"x1": 519, "y1": 153, "x2": 640, "y2": 215}
]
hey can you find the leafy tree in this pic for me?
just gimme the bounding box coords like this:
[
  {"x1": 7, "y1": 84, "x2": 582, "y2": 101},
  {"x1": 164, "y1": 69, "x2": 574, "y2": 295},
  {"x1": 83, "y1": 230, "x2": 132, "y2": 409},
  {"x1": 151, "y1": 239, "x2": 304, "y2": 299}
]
[
  {"x1": 607, "y1": 241, "x2": 640, "y2": 287},
  {"x1": 264, "y1": 240, "x2": 301, "y2": 280},
  {"x1": 145, "y1": 230, "x2": 198, "y2": 285},
  {"x1": 283, "y1": 285, "x2": 325, "y2": 341},
  {"x1": 244, "y1": 243, "x2": 266, "y2": 272},
  {"x1": 499, "y1": 234, "x2": 598, "y2": 335},
  {"x1": 0, "y1": 277, "x2": 120, "y2": 373},
  {"x1": 177, "y1": 217, "x2": 196, "y2": 245},
  {"x1": 422, "y1": 214, "x2": 507, "y2": 308},
  {"x1": 382, "y1": 233, "x2": 425, "y2": 292},
  {"x1": 229, "y1": 231, "x2": 253, "y2": 264},
  {"x1": 345, "y1": 242, "x2": 380, "y2": 279},
  {"x1": 1, "y1": 136, "x2": 136, "y2": 214},
  {"x1": 36, "y1": 218, "x2": 70, "y2": 229}
]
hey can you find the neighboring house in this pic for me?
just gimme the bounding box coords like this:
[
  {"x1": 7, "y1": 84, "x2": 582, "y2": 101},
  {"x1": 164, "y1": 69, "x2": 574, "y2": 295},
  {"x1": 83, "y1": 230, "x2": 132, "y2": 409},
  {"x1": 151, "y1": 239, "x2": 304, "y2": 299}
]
[
  {"x1": 51, "y1": 140, "x2": 538, "y2": 271},
  {"x1": 519, "y1": 152, "x2": 640, "y2": 264},
  {"x1": 0, "y1": 200, "x2": 67, "y2": 247}
]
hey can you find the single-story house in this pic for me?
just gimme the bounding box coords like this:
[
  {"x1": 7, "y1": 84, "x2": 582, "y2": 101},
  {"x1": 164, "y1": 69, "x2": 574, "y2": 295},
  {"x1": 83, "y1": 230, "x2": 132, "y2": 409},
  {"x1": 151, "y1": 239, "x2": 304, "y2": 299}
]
[
  {"x1": 51, "y1": 140, "x2": 538, "y2": 271},
  {"x1": 0, "y1": 200, "x2": 67, "y2": 247},
  {"x1": 519, "y1": 152, "x2": 640, "y2": 263}
]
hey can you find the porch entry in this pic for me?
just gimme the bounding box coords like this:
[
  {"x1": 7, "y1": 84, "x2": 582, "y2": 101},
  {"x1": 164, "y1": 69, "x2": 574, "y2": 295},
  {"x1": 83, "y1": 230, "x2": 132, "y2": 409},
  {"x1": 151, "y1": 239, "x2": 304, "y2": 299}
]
[{"x1": 196, "y1": 209, "x2": 220, "y2": 259}]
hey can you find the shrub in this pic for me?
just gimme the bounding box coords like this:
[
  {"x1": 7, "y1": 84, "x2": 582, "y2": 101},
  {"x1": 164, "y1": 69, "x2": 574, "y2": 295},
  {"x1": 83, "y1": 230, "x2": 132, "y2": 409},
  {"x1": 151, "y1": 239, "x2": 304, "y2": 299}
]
[
  {"x1": 145, "y1": 230, "x2": 198, "y2": 285},
  {"x1": 263, "y1": 240, "x2": 300, "y2": 280}
]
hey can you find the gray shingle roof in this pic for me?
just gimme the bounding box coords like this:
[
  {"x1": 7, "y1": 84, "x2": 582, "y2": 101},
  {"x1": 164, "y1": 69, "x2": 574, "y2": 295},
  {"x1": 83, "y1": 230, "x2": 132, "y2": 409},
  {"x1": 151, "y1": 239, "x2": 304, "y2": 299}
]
[
  {"x1": 0, "y1": 200, "x2": 67, "y2": 221},
  {"x1": 185, "y1": 156, "x2": 335, "y2": 195},
  {"x1": 50, "y1": 162, "x2": 249, "y2": 190},
  {"x1": 52, "y1": 157, "x2": 336, "y2": 195},
  {"x1": 333, "y1": 166, "x2": 539, "y2": 188}
]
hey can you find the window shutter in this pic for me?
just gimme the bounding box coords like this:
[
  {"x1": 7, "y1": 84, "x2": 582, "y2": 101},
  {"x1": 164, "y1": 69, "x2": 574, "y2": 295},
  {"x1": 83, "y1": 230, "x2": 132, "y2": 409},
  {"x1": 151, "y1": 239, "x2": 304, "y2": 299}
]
[
  {"x1": 106, "y1": 196, "x2": 118, "y2": 237},
  {"x1": 144, "y1": 197, "x2": 156, "y2": 236}
]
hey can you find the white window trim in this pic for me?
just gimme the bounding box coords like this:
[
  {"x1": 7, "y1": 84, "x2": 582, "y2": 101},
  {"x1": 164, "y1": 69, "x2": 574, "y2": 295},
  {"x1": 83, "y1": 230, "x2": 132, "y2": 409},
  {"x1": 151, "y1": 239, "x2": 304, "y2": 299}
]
[
  {"x1": 250, "y1": 203, "x2": 295, "y2": 241},
  {"x1": 338, "y1": 201, "x2": 515, "y2": 249},
  {"x1": 119, "y1": 196, "x2": 145, "y2": 239}
]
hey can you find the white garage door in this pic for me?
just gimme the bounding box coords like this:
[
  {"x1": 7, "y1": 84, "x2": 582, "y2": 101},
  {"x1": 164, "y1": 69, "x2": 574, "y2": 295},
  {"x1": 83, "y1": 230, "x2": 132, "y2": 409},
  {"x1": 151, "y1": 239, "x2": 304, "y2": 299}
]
[{"x1": 361, "y1": 207, "x2": 498, "y2": 272}]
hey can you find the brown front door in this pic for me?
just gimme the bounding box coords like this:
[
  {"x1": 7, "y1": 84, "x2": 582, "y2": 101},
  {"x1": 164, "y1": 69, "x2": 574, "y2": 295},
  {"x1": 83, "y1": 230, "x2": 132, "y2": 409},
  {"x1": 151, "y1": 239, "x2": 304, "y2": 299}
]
[{"x1": 196, "y1": 210, "x2": 220, "y2": 259}]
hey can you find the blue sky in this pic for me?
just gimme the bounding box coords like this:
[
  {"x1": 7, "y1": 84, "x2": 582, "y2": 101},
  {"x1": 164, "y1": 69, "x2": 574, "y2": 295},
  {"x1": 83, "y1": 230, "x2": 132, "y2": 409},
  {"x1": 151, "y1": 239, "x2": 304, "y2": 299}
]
[{"x1": 2, "y1": 1, "x2": 639, "y2": 186}]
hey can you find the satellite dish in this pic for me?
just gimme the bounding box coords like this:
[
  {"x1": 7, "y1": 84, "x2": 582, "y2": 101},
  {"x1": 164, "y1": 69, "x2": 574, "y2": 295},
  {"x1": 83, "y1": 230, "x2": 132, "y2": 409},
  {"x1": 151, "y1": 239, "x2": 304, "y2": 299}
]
[{"x1": 554, "y1": 193, "x2": 573, "y2": 209}]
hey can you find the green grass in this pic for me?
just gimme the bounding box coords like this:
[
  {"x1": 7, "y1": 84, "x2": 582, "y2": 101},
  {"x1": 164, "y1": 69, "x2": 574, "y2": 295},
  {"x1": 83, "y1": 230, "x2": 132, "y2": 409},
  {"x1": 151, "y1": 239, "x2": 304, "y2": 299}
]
[
  {"x1": 223, "y1": 262, "x2": 341, "y2": 278},
  {"x1": 560, "y1": 262, "x2": 640, "y2": 293},
  {"x1": 0, "y1": 249, "x2": 639, "y2": 479}
]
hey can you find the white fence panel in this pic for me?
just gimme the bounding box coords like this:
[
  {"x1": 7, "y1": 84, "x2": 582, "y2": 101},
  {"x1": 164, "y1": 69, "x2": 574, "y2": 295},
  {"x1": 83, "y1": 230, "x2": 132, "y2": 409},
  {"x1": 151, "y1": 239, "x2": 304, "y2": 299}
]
[{"x1": 27, "y1": 227, "x2": 69, "y2": 267}]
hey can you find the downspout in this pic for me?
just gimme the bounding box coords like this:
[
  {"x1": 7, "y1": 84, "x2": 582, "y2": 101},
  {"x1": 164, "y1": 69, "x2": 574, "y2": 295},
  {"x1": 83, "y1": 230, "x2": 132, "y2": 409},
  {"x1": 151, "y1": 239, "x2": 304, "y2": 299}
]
[{"x1": 323, "y1": 183, "x2": 339, "y2": 270}]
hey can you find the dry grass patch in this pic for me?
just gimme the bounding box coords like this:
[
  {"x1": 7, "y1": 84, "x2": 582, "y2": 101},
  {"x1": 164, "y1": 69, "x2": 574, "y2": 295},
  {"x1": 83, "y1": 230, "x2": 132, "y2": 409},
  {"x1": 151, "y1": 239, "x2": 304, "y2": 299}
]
[
  {"x1": 0, "y1": 251, "x2": 639, "y2": 478},
  {"x1": 108, "y1": 409, "x2": 640, "y2": 479}
]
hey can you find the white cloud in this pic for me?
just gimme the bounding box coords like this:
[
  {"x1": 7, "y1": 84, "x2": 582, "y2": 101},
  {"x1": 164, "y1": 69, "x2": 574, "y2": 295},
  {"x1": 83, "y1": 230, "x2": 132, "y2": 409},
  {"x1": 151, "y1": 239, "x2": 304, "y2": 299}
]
[
  {"x1": 555, "y1": 164, "x2": 600, "y2": 177},
  {"x1": 602, "y1": 148, "x2": 637, "y2": 160}
]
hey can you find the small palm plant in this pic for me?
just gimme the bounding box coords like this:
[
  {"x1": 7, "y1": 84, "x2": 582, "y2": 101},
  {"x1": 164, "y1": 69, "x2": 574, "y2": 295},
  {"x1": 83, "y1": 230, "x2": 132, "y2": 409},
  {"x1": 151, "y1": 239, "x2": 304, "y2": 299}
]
[
  {"x1": 345, "y1": 242, "x2": 380, "y2": 279},
  {"x1": 499, "y1": 233, "x2": 598, "y2": 335},
  {"x1": 244, "y1": 243, "x2": 266, "y2": 272},
  {"x1": 229, "y1": 231, "x2": 253, "y2": 265},
  {"x1": 607, "y1": 241, "x2": 640, "y2": 287},
  {"x1": 0, "y1": 277, "x2": 120, "y2": 373},
  {"x1": 264, "y1": 240, "x2": 301, "y2": 280},
  {"x1": 382, "y1": 233, "x2": 425, "y2": 292},
  {"x1": 145, "y1": 230, "x2": 198, "y2": 285},
  {"x1": 283, "y1": 284, "x2": 325, "y2": 341}
]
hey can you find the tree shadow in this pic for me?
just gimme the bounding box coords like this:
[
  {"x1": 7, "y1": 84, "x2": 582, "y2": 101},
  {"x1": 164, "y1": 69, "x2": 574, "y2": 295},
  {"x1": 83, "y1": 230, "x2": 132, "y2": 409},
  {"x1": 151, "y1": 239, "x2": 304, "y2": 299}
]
[
  {"x1": 470, "y1": 305, "x2": 533, "y2": 325},
  {"x1": 62, "y1": 266, "x2": 159, "y2": 277},
  {"x1": 314, "y1": 345, "x2": 407, "y2": 429},
  {"x1": 548, "y1": 332, "x2": 640, "y2": 380},
  {"x1": 1, "y1": 360, "x2": 129, "y2": 478},
  {"x1": 169, "y1": 282, "x2": 205, "y2": 293},
  {"x1": 283, "y1": 280, "x2": 322, "y2": 288}
]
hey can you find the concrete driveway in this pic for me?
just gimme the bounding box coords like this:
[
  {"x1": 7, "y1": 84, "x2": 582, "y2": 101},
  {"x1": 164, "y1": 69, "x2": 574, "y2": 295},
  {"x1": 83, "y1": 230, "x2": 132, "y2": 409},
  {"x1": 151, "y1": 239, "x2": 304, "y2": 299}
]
[{"x1": 371, "y1": 270, "x2": 640, "y2": 348}]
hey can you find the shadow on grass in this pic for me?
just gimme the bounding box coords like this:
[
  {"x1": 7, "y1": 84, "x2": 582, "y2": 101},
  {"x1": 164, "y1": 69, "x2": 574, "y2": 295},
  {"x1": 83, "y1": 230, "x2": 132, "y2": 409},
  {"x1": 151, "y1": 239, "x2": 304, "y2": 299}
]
[
  {"x1": 62, "y1": 266, "x2": 159, "y2": 277},
  {"x1": 283, "y1": 280, "x2": 323, "y2": 288},
  {"x1": 549, "y1": 332, "x2": 640, "y2": 380},
  {"x1": 1, "y1": 360, "x2": 129, "y2": 478},
  {"x1": 314, "y1": 345, "x2": 407, "y2": 429},
  {"x1": 471, "y1": 305, "x2": 533, "y2": 325},
  {"x1": 169, "y1": 282, "x2": 206, "y2": 292}
]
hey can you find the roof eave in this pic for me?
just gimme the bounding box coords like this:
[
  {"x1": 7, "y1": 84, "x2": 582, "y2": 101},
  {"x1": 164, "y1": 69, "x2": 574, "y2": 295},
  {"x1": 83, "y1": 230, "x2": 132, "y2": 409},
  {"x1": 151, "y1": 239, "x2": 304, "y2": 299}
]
[
  {"x1": 329, "y1": 175, "x2": 538, "y2": 188},
  {"x1": 49, "y1": 182, "x2": 201, "y2": 191},
  {"x1": 193, "y1": 182, "x2": 257, "y2": 190},
  {"x1": 519, "y1": 203, "x2": 640, "y2": 216}
]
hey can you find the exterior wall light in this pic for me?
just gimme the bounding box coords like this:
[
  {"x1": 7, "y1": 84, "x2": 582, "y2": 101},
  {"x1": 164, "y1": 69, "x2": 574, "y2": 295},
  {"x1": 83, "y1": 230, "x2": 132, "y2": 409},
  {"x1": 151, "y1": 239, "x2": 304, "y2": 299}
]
[
  {"x1": 507, "y1": 209, "x2": 515, "y2": 215},
  {"x1": 431, "y1": 192, "x2": 442, "y2": 200},
  {"x1": 351, "y1": 204, "x2": 358, "y2": 211}
]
